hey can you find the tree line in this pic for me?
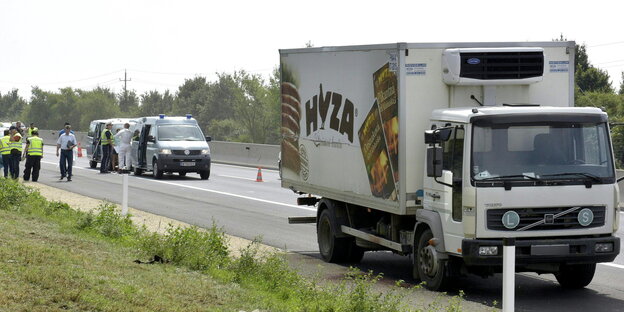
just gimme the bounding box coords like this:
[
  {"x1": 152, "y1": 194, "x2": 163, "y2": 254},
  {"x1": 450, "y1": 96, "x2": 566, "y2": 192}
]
[
  {"x1": 0, "y1": 69, "x2": 281, "y2": 144},
  {"x1": 1, "y1": 42, "x2": 624, "y2": 165}
]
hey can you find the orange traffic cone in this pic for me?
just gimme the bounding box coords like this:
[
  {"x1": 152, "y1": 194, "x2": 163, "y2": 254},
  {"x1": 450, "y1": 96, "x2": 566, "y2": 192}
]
[
  {"x1": 256, "y1": 167, "x2": 263, "y2": 182},
  {"x1": 77, "y1": 143, "x2": 83, "y2": 157}
]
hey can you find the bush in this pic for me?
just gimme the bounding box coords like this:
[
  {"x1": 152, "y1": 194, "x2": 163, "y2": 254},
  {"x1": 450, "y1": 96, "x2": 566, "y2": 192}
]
[
  {"x1": 77, "y1": 202, "x2": 137, "y2": 239},
  {"x1": 137, "y1": 222, "x2": 230, "y2": 271}
]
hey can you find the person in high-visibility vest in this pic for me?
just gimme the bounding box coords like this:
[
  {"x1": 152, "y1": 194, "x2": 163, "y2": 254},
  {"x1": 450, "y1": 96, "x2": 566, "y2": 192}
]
[
  {"x1": 8, "y1": 126, "x2": 23, "y2": 179},
  {"x1": 100, "y1": 122, "x2": 113, "y2": 173},
  {"x1": 1, "y1": 129, "x2": 10, "y2": 178},
  {"x1": 22, "y1": 130, "x2": 43, "y2": 182}
]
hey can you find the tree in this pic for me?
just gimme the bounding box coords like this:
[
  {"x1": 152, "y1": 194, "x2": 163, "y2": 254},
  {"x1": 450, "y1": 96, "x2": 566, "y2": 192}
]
[
  {"x1": 0, "y1": 89, "x2": 27, "y2": 121},
  {"x1": 575, "y1": 44, "x2": 614, "y2": 94},
  {"x1": 619, "y1": 72, "x2": 624, "y2": 95},
  {"x1": 138, "y1": 90, "x2": 174, "y2": 116},
  {"x1": 21, "y1": 87, "x2": 51, "y2": 129}
]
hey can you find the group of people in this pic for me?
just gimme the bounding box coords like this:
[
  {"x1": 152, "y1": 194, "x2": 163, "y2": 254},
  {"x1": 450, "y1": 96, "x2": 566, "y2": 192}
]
[
  {"x1": 100, "y1": 122, "x2": 133, "y2": 174},
  {"x1": 0, "y1": 122, "x2": 43, "y2": 181},
  {"x1": 0, "y1": 121, "x2": 134, "y2": 182}
]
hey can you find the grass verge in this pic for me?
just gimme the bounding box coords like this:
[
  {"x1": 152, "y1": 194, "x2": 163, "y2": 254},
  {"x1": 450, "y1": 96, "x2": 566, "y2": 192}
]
[{"x1": 0, "y1": 179, "x2": 466, "y2": 311}]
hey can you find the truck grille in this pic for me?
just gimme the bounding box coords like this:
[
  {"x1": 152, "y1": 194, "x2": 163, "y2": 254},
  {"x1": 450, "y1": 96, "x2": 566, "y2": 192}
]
[
  {"x1": 172, "y1": 150, "x2": 202, "y2": 156},
  {"x1": 486, "y1": 206, "x2": 605, "y2": 231},
  {"x1": 460, "y1": 51, "x2": 544, "y2": 80}
]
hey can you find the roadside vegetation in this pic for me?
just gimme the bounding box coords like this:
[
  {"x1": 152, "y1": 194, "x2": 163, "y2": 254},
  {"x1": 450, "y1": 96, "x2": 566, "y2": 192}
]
[{"x1": 0, "y1": 179, "x2": 468, "y2": 312}]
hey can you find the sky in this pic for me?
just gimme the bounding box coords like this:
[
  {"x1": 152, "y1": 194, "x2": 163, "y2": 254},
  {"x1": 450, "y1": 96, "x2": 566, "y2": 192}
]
[{"x1": 1, "y1": 0, "x2": 623, "y2": 101}]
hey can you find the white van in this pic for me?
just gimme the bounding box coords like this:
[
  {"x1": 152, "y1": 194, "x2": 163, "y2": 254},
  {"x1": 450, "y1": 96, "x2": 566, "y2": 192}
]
[
  {"x1": 131, "y1": 115, "x2": 211, "y2": 179},
  {"x1": 87, "y1": 118, "x2": 137, "y2": 169}
]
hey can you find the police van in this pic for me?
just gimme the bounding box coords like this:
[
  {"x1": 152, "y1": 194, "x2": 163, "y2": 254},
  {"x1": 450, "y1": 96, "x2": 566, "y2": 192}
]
[
  {"x1": 87, "y1": 118, "x2": 137, "y2": 169},
  {"x1": 131, "y1": 115, "x2": 211, "y2": 180}
]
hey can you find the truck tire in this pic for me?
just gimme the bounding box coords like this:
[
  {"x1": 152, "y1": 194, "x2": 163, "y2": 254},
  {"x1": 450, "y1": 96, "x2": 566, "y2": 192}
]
[
  {"x1": 555, "y1": 263, "x2": 596, "y2": 289},
  {"x1": 317, "y1": 209, "x2": 362, "y2": 263},
  {"x1": 90, "y1": 160, "x2": 97, "y2": 169},
  {"x1": 416, "y1": 229, "x2": 449, "y2": 291},
  {"x1": 199, "y1": 170, "x2": 210, "y2": 180},
  {"x1": 153, "y1": 161, "x2": 163, "y2": 179}
]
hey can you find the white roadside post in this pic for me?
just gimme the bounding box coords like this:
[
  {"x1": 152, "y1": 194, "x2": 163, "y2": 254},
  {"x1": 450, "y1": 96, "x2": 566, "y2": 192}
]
[
  {"x1": 503, "y1": 237, "x2": 516, "y2": 312},
  {"x1": 121, "y1": 172, "x2": 129, "y2": 216}
]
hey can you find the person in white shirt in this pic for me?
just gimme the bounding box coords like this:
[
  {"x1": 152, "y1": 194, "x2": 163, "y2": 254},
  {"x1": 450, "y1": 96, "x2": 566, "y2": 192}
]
[
  {"x1": 56, "y1": 124, "x2": 77, "y2": 181},
  {"x1": 114, "y1": 123, "x2": 133, "y2": 170}
]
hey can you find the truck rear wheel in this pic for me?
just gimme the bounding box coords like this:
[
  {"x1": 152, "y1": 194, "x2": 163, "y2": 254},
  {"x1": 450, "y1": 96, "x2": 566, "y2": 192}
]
[
  {"x1": 555, "y1": 263, "x2": 596, "y2": 289},
  {"x1": 416, "y1": 229, "x2": 449, "y2": 291},
  {"x1": 317, "y1": 209, "x2": 363, "y2": 263}
]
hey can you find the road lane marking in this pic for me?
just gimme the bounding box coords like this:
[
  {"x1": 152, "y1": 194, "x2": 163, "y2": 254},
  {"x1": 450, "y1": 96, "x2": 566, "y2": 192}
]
[
  {"x1": 40, "y1": 160, "x2": 316, "y2": 212},
  {"x1": 600, "y1": 263, "x2": 624, "y2": 269},
  {"x1": 145, "y1": 178, "x2": 317, "y2": 212},
  {"x1": 217, "y1": 174, "x2": 258, "y2": 181}
]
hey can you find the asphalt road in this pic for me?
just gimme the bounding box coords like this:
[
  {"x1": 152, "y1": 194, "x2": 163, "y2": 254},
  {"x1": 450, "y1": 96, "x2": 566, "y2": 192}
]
[{"x1": 25, "y1": 146, "x2": 624, "y2": 311}]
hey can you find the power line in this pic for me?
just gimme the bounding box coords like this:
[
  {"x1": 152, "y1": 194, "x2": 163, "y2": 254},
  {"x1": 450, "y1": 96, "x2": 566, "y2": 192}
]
[{"x1": 588, "y1": 41, "x2": 624, "y2": 48}]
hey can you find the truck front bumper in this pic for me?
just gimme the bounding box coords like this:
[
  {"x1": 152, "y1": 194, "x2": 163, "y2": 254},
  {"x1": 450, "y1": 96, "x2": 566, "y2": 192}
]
[{"x1": 462, "y1": 236, "x2": 620, "y2": 266}]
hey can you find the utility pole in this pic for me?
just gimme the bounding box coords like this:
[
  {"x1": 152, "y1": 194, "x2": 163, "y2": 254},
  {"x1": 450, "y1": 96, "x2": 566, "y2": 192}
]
[{"x1": 119, "y1": 69, "x2": 132, "y2": 111}]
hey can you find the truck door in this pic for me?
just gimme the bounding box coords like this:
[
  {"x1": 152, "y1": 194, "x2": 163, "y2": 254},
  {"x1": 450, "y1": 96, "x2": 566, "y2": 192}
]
[
  {"x1": 425, "y1": 124, "x2": 465, "y2": 253},
  {"x1": 93, "y1": 122, "x2": 104, "y2": 161}
]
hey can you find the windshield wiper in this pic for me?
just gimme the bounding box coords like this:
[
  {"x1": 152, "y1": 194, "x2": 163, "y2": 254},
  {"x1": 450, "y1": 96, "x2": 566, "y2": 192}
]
[
  {"x1": 540, "y1": 172, "x2": 602, "y2": 182},
  {"x1": 476, "y1": 174, "x2": 541, "y2": 181}
]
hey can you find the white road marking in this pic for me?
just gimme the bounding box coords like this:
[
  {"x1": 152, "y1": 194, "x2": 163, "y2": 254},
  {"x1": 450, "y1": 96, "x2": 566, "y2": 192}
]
[
  {"x1": 217, "y1": 174, "x2": 258, "y2": 181},
  {"x1": 40, "y1": 160, "x2": 316, "y2": 212},
  {"x1": 600, "y1": 262, "x2": 624, "y2": 270}
]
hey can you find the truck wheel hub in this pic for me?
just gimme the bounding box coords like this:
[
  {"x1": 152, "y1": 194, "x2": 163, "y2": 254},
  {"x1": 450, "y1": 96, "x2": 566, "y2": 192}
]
[{"x1": 419, "y1": 245, "x2": 439, "y2": 277}]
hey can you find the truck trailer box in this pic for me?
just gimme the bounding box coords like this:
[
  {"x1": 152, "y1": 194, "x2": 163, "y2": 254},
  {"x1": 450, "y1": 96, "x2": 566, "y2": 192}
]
[{"x1": 280, "y1": 42, "x2": 575, "y2": 216}]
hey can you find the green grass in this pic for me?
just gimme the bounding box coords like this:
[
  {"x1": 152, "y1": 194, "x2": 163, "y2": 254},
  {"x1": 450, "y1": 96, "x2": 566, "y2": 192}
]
[{"x1": 0, "y1": 179, "x2": 468, "y2": 311}]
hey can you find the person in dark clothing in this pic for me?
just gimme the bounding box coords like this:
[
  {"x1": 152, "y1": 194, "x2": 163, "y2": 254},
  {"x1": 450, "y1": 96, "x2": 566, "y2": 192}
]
[
  {"x1": 100, "y1": 122, "x2": 113, "y2": 173},
  {"x1": 23, "y1": 130, "x2": 43, "y2": 182},
  {"x1": 1, "y1": 130, "x2": 10, "y2": 178},
  {"x1": 8, "y1": 126, "x2": 23, "y2": 179}
]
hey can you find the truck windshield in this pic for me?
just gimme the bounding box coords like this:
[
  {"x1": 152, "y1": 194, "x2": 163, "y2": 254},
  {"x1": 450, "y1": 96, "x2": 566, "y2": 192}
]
[
  {"x1": 157, "y1": 124, "x2": 205, "y2": 141},
  {"x1": 472, "y1": 122, "x2": 614, "y2": 184}
]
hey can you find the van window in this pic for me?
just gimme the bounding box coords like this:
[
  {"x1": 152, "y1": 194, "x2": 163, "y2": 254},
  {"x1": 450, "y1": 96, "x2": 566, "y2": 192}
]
[
  {"x1": 88, "y1": 122, "x2": 97, "y2": 137},
  {"x1": 157, "y1": 125, "x2": 204, "y2": 141}
]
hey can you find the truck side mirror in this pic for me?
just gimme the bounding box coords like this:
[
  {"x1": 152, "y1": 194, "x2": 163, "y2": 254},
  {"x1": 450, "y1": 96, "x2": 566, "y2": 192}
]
[
  {"x1": 205, "y1": 136, "x2": 212, "y2": 142},
  {"x1": 427, "y1": 146, "x2": 443, "y2": 177},
  {"x1": 424, "y1": 128, "x2": 452, "y2": 144}
]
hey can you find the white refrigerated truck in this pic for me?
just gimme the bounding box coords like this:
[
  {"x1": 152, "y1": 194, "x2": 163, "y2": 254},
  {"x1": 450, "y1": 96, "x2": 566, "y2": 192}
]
[{"x1": 281, "y1": 41, "x2": 620, "y2": 290}]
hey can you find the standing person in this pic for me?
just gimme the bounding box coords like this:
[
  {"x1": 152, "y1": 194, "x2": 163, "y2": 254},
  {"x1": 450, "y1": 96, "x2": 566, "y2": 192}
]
[
  {"x1": 114, "y1": 123, "x2": 133, "y2": 170},
  {"x1": 22, "y1": 130, "x2": 43, "y2": 182},
  {"x1": 27, "y1": 123, "x2": 36, "y2": 137},
  {"x1": 111, "y1": 128, "x2": 121, "y2": 172},
  {"x1": 14, "y1": 122, "x2": 24, "y2": 136},
  {"x1": 58, "y1": 122, "x2": 74, "y2": 137},
  {"x1": 56, "y1": 124, "x2": 77, "y2": 181},
  {"x1": 1, "y1": 130, "x2": 10, "y2": 177},
  {"x1": 100, "y1": 122, "x2": 113, "y2": 173},
  {"x1": 8, "y1": 126, "x2": 23, "y2": 179}
]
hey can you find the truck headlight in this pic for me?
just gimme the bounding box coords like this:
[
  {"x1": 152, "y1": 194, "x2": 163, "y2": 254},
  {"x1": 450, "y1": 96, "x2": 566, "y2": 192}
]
[
  {"x1": 478, "y1": 246, "x2": 499, "y2": 256},
  {"x1": 159, "y1": 149, "x2": 172, "y2": 155},
  {"x1": 595, "y1": 242, "x2": 614, "y2": 253},
  {"x1": 201, "y1": 148, "x2": 210, "y2": 155}
]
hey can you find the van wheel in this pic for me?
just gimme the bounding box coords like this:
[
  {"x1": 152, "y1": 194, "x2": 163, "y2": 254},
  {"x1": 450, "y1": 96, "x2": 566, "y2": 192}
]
[
  {"x1": 133, "y1": 167, "x2": 143, "y2": 176},
  {"x1": 153, "y1": 161, "x2": 163, "y2": 179},
  {"x1": 416, "y1": 229, "x2": 449, "y2": 291},
  {"x1": 179, "y1": 172, "x2": 186, "y2": 177},
  {"x1": 90, "y1": 160, "x2": 97, "y2": 169},
  {"x1": 199, "y1": 170, "x2": 210, "y2": 180},
  {"x1": 555, "y1": 263, "x2": 596, "y2": 289}
]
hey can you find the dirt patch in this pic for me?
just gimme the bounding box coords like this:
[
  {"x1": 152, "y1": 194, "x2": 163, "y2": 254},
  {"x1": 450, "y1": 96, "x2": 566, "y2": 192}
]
[{"x1": 24, "y1": 181, "x2": 279, "y2": 257}]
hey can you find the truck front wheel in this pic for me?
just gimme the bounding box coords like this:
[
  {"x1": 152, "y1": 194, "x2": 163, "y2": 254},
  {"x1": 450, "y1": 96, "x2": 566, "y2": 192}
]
[
  {"x1": 555, "y1": 263, "x2": 596, "y2": 289},
  {"x1": 317, "y1": 209, "x2": 363, "y2": 263},
  {"x1": 416, "y1": 229, "x2": 449, "y2": 291}
]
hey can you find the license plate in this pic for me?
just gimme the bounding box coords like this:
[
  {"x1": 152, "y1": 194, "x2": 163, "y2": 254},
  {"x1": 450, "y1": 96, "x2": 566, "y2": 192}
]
[{"x1": 180, "y1": 162, "x2": 195, "y2": 167}]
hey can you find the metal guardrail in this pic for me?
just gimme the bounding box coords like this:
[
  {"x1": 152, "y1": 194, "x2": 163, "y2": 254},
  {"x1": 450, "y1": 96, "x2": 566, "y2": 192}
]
[{"x1": 38, "y1": 130, "x2": 280, "y2": 170}]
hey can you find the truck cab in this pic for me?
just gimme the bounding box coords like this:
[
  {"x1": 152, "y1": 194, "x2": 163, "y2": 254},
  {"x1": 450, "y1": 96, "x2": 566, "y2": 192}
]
[
  {"x1": 424, "y1": 106, "x2": 619, "y2": 288},
  {"x1": 131, "y1": 115, "x2": 211, "y2": 180}
]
